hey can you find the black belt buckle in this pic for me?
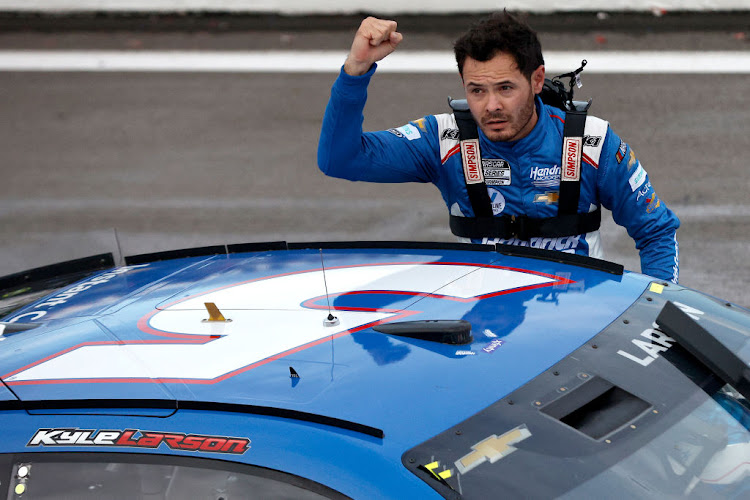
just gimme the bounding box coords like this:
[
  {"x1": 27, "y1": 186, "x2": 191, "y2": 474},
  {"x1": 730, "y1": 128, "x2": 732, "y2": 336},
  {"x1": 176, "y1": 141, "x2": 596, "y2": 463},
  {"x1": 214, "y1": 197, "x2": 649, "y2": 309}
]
[{"x1": 509, "y1": 215, "x2": 530, "y2": 241}]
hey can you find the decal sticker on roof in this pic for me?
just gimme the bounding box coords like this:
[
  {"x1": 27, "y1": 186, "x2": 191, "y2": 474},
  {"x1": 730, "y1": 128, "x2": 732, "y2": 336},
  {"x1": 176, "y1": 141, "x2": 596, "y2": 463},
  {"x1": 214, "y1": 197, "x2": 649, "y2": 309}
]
[
  {"x1": 617, "y1": 323, "x2": 676, "y2": 367},
  {"x1": 421, "y1": 460, "x2": 453, "y2": 484},
  {"x1": 649, "y1": 283, "x2": 665, "y2": 294},
  {"x1": 8, "y1": 264, "x2": 150, "y2": 323},
  {"x1": 617, "y1": 302, "x2": 702, "y2": 367},
  {"x1": 3, "y1": 263, "x2": 573, "y2": 385},
  {"x1": 481, "y1": 339, "x2": 505, "y2": 354},
  {"x1": 27, "y1": 428, "x2": 250, "y2": 454},
  {"x1": 455, "y1": 424, "x2": 532, "y2": 475}
]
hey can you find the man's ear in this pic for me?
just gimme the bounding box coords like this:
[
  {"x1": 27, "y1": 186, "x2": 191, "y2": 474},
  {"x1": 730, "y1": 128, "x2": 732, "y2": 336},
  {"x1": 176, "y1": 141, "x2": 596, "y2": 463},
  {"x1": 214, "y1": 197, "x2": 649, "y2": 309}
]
[{"x1": 531, "y1": 65, "x2": 545, "y2": 94}]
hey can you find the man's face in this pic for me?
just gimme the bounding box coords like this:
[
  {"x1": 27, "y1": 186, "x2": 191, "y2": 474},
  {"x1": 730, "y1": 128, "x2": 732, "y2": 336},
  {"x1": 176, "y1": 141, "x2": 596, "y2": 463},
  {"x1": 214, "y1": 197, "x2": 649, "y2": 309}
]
[{"x1": 462, "y1": 52, "x2": 545, "y2": 142}]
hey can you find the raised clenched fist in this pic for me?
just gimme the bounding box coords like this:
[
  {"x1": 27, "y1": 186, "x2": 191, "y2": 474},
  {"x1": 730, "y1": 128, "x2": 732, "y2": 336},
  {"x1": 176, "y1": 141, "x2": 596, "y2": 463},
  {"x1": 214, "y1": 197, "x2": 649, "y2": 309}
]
[{"x1": 344, "y1": 17, "x2": 403, "y2": 76}]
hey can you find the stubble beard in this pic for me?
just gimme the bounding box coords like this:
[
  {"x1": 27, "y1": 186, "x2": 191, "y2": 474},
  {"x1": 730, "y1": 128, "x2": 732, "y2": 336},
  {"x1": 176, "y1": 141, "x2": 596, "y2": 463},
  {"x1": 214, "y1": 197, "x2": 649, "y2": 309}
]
[{"x1": 481, "y1": 96, "x2": 537, "y2": 143}]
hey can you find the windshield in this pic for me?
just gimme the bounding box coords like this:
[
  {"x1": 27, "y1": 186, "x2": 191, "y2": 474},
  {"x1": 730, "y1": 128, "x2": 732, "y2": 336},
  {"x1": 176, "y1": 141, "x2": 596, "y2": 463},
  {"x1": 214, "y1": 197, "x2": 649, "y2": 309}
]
[
  {"x1": 558, "y1": 384, "x2": 750, "y2": 499},
  {"x1": 401, "y1": 288, "x2": 750, "y2": 499},
  {"x1": 3, "y1": 454, "x2": 344, "y2": 500},
  {"x1": 405, "y1": 381, "x2": 750, "y2": 499}
]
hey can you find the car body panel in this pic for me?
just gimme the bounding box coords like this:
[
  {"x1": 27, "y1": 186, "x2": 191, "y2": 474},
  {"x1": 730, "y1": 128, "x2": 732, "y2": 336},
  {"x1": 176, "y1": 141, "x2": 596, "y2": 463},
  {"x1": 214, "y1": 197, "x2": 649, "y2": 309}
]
[
  {"x1": 1, "y1": 250, "x2": 648, "y2": 431},
  {"x1": 0, "y1": 408, "x2": 441, "y2": 499},
  {"x1": 5, "y1": 244, "x2": 746, "y2": 498}
]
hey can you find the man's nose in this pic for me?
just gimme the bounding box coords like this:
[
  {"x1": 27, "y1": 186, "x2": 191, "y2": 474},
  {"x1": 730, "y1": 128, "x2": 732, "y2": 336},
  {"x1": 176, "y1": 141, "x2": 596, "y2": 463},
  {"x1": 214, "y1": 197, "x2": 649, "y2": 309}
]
[{"x1": 486, "y1": 91, "x2": 503, "y2": 111}]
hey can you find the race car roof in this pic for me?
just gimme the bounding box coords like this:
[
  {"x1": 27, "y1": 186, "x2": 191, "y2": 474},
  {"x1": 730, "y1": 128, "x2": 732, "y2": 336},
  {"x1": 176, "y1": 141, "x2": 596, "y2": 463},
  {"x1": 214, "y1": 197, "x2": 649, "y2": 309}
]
[{"x1": 0, "y1": 243, "x2": 653, "y2": 444}]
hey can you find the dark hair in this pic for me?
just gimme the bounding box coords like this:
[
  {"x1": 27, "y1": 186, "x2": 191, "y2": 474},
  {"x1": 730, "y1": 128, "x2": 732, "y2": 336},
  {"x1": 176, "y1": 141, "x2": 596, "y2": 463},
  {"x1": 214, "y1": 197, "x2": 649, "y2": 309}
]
[{"x1": 453, "y1": 11, "x2": 544, "y2": 79}]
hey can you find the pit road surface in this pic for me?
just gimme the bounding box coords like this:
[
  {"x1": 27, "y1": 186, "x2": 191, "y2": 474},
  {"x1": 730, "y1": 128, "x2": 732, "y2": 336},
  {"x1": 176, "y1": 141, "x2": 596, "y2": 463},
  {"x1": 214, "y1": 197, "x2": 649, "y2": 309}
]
[{"x1": 0, "y1": 17, "x2": 749, "y2": 306}]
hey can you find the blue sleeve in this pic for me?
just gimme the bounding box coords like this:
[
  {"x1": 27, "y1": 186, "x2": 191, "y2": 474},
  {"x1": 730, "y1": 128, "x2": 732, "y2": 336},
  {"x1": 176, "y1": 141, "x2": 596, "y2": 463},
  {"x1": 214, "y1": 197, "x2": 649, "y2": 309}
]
[
  {"x1": 317, "y1": 65, "x2": 440, "y2": 184},
  {"x1": 598, "y1": 130, "x2": 680, "y2": 283}
]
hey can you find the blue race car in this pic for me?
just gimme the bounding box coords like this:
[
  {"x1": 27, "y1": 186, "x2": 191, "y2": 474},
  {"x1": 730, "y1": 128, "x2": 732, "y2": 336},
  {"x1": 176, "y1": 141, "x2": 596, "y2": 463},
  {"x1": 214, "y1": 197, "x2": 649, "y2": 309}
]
[{"x1": 1, "y1": 241, "x2": 749, "y2": 499}]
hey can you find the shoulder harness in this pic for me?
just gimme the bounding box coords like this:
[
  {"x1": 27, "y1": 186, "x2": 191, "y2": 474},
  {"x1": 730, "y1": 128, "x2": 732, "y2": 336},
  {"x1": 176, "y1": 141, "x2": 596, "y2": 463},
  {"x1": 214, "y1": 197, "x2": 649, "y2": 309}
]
[{"x1": 448, "y1": 61, "x2": 602, "y2": 241}]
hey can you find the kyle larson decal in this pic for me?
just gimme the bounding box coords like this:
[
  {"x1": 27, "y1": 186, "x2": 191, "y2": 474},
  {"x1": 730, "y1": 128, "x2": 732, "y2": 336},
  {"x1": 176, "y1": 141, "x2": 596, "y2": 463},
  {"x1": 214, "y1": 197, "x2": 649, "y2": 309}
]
[{"x1": 27, "y1": 428, "x2": 250, "y2": 455}]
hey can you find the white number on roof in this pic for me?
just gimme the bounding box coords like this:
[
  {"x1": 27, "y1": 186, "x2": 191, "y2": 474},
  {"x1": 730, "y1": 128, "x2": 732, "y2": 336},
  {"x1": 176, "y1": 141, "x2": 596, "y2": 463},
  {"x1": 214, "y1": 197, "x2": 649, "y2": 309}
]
[{"x1": 4, "y1": 263, "x2": 564, "y2": 384}]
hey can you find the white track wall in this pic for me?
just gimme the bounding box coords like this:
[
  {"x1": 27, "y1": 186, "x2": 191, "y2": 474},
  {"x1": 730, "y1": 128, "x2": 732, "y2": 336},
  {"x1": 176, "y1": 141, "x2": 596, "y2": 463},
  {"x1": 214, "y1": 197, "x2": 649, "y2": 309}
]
[{"x1": 0, "y1": 0, "x2": 747, "y2": 14}]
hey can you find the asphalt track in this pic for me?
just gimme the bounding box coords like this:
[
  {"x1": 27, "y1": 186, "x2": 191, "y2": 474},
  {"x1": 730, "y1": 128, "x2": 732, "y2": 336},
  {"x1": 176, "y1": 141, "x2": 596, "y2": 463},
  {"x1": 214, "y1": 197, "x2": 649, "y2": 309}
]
[{"x1": 0, "y1": 18, "x2": 749, "y2": 306}]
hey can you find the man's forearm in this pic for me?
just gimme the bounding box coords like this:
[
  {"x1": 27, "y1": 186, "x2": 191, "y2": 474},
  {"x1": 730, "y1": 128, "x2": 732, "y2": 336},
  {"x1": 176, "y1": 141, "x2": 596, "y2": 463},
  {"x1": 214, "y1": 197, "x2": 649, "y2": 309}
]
[
  {"x1": 638, "y1": 229, "x2": 680, "y2": 284},
  {"x1": 317, "y1": 66, "x2": 374, "y2": 179}
]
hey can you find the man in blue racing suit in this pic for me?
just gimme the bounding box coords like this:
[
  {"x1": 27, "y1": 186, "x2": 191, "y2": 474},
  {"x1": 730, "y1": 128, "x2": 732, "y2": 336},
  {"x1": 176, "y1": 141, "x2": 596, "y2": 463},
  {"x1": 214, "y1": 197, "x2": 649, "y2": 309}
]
[{"x1": 317, "y1": 13, "x2": 680, "y2": 283}]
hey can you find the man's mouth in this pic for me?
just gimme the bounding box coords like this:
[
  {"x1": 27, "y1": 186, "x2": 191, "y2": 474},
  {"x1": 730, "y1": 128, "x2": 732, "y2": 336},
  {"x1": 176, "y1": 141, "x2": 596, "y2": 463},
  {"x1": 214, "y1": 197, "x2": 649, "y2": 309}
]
[{"x1": 484, "y1": 118, "x2": 508, "y2": 127}]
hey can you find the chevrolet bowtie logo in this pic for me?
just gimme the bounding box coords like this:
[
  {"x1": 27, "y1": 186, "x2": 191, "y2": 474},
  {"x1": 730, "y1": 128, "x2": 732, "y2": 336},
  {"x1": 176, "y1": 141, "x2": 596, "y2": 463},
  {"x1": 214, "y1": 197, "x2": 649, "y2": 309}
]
[
  {"x1": 454, "y1": 425, "x2": 532, "y2": 475},
  {"x1": 534, "y1": 192, "x2": 559, "y2": 204}
]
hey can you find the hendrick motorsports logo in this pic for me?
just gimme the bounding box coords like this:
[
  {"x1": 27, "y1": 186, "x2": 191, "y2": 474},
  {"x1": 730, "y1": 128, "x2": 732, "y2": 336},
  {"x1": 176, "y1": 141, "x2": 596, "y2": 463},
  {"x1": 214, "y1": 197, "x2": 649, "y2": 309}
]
[{"x1": 28, "y1": 428, "x2": 250, "y2": 455}]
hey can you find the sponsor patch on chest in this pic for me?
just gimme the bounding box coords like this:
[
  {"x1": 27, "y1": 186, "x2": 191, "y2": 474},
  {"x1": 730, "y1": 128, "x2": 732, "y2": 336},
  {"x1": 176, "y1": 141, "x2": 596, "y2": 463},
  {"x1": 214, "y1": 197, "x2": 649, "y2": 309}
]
[
  {"x1": 487, "y1": 187, "x2": 506, "y2": 215},
  {"x1": 482, "y1": 158, "x2": 511, "y2": 186},
  {"x1": 530, "y1": 165, "x2": 560, "y2": 188}
]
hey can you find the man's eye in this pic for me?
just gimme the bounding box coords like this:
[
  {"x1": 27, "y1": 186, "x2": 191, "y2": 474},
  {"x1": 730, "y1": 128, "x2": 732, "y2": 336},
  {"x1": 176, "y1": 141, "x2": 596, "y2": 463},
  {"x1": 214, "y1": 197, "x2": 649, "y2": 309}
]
[{"x1": 471, "y1": 88, "x2": 483, "y2": 94}]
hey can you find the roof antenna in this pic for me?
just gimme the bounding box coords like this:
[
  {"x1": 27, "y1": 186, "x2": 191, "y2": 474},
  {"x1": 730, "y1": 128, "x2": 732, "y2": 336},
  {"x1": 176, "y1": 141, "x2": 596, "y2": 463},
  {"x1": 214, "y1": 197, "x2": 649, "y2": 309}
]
[
  {"x1": 112, "y1": 227, "x2": 125, "y2": 266},
  {"x1": 320, "y1": 249, "x2": 339, "y2": 327}
]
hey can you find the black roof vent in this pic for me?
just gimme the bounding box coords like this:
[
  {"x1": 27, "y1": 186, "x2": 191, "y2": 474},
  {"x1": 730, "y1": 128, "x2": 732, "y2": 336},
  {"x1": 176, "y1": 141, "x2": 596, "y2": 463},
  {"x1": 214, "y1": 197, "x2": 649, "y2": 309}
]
[{"x1": 373, "y1": 320, "x2": 473, "y2": 345}]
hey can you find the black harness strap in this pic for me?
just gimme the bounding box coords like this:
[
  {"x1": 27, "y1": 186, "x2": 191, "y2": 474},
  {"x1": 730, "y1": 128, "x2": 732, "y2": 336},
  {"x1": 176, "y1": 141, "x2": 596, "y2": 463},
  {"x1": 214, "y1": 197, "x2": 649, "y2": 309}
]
[
  {"x1": 559, "y1": 110, "x2": 587, "y2": 215},
  {"x1": 449, "y1": 208, "x2": 601, "y2": 240},
  {"x1": 447, "y1": 97, "x2": 601, "y2": 241},
  {"x1": 452, "y1": 105, "x2": 493, "y2": 218}
]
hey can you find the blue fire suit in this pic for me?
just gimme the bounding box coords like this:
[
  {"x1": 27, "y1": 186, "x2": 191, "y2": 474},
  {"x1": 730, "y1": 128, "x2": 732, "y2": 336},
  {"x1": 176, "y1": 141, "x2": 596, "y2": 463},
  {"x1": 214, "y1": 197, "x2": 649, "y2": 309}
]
[{"x1": 318, "y1": 65, "x2": 680, "y2": 283}]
